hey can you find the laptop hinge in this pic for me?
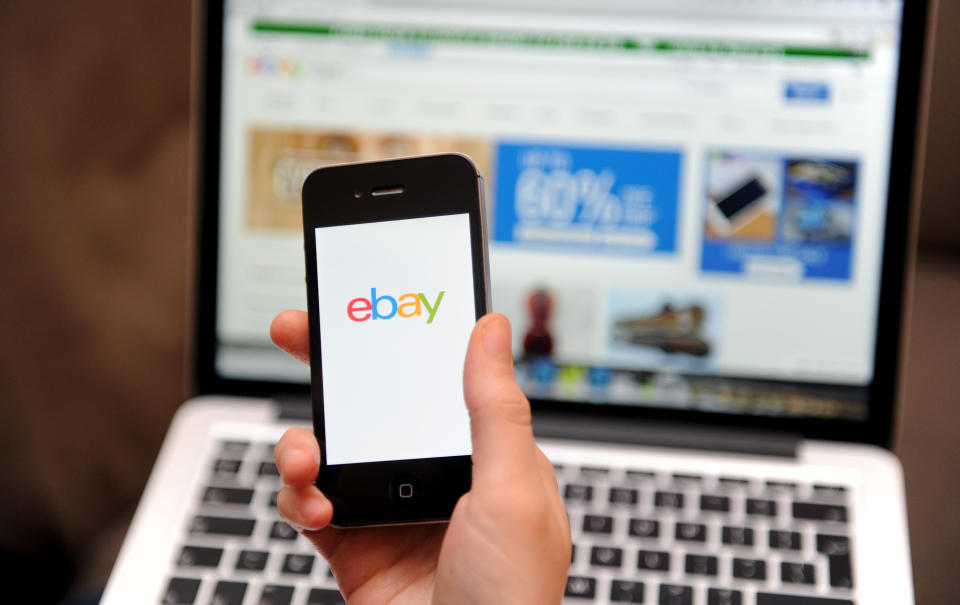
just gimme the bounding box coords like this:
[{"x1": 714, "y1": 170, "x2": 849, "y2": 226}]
[
  {"x1": 532, "y1": 411, "x2": 800, "y2": 458},
  {"x1": 274, "y1": 395, "x2": 312, "y2": 422}
]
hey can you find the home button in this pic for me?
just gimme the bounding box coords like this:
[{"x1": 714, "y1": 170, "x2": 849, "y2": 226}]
[{"x1": 398, "y1": 482, "x2": 414, "y2": 499}]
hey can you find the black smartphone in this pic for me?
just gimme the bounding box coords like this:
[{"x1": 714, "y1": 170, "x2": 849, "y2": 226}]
[
  {"x1": 716, "y1": 176, "x2": 767, "y2": 220},
  {"x1": 301, "y1": 154, "x2": 489, "y2": 526},
  {"x1": 707, "y1": 175, "x2": 769, "y2": 236}
]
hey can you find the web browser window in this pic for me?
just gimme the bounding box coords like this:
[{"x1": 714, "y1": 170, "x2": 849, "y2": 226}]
[{"x1": 215, "y1": 0, "x2": 905, "y2": 421}]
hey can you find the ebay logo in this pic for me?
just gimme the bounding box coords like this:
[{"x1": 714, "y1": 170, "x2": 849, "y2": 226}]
[
  {"x1": 244, "y1": 54, "x2": 302, "y2": 78},
  {"x1": 347, "y1": 288, "x2": 445, "y2": 324}
]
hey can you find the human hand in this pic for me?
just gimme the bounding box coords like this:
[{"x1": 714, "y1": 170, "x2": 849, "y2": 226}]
[{"x1": 270, "y1": 311, "x2": 571, "y2": 604}]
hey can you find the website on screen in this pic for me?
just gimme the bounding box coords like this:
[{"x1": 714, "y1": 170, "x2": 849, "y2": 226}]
[{"x1": 215, "y1": 0, "x2": 905, "y2": 421}]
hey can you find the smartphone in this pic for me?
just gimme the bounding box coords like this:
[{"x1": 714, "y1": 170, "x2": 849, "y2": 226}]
[
  {"x1": 707, "y1": 176, "x2": 768, "y2": 236},
  {"x1": 301, "y1": 154, "x2": 489, "y2": 526}
]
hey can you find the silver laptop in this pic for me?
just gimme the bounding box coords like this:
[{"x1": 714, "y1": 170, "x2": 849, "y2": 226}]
[{"x1": 103, "y1": 0, "x2": 928, "y2": 603}]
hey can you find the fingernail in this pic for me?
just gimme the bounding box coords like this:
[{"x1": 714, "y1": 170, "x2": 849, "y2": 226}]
[{"x1": 483, "y1": 314, "x2": 512, "y2": 362}]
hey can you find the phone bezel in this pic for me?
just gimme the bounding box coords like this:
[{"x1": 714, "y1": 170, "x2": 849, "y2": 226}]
[{"x1": 301, "y1": 154, "x2": 487, "y2": 526}]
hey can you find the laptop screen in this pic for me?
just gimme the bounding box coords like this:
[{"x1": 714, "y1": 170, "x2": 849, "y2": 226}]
[{"x1": 210, "y1": 0, "x2": 911, "y2": 426}]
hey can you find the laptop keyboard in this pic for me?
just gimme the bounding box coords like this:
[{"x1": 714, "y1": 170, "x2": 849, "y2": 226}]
[
  {"x1": 163, "y1": 439, "x2": 344, "y2": 605},
  {"x1": 162, "y1": 439, "x2": 855, "y2": 605},
  {"x1": 558, "y1": 464, "x2": 855, "y2": 605}
]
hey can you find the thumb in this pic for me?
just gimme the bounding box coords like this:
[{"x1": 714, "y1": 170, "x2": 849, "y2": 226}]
[{"x1": 463, "y1": 313, "x2": 538, "y2": 481}]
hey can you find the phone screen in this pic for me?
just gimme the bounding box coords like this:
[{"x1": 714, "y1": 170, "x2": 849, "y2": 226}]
[{"x1": 313, "y1": 213, "x2": 476, "y2": 466}]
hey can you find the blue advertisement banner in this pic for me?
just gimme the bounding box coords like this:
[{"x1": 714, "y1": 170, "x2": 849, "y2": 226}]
[
  {"x1": 493, "y1": 142, "x2": 682, "y2": 255},
  {"x1": 701, "y1": 241, "x2": 852, "y2": 279},
  {"x1": 700, "y1": 153, "x2": 858, "y2": 281}
]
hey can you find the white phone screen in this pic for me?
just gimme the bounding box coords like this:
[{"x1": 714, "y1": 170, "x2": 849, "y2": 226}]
[{"x1": 314, "y1": 213, "x2": 475, "y2": 465}]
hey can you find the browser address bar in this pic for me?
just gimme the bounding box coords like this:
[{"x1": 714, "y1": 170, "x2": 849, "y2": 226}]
[
  {"x1": 365, "y1": 0, "x2": 900, "y2": 24},
  {"x1": 251, "y1": 21, "x2": 870, "y2": 61}
]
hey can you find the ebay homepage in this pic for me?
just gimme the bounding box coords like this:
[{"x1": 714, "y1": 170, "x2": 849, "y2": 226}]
[
  {"x1": 216, "y1": 0, "x2": 906, "y2": 422},
  {"x1": 314, "y1": 214, "x2": 475, "y2": 465}
]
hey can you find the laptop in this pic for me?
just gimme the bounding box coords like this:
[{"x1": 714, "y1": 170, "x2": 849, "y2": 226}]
[{"x1": 102, "y1": 0, "x2": 928, "y2": 603}]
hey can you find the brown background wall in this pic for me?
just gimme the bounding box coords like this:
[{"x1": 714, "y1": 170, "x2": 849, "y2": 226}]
[
  {"x1": 916, "y1": 0, "x2": 960, "y2": 251},
  {"x1": 0, "y1": 1, "x2": 956, "y2": 603}
]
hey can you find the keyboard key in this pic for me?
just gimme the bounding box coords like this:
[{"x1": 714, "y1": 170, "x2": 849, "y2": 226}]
[
  {"x1": 707, "y1": 588, "x2": 742, "y2": 605},
  {"x1": 307, "y1": 588, "x2": 346, "y2": 605},
  {"x1": 812, "y1": 484, "x2": 847, "y2": 498},
  {"x1": 732, "y1": 558, "x2": 766, "y2": 580},
  {"x1": 565, "y1": 576, "x2": 597, "y2": 599},
  {"x1": 756, "y1": 594, "x2": 853, "y2": 605},
  {"x1": 793, "y1": 502, "x2": 847, "y2": 522},
  {"x1": 816, "y1": 534, "x2": 850, "y2": 555},
  {"x1": 658, "y1": 583, "x2": 692, "y2": 605},
  {"x1": 202, "y1": 486, "x2": 254, "y2": 506},
  {"x1": 637, "y1": 550, "x2": 670, "y2": 571},
  {"x1": 590, "y1": 546, "x2": 623, "y2": 567},
  {"x1": 564, "y1": 484, "x2": 593, "y2": 502},
  {"x1": 583, "y1": 514, "x2": 614, "y2": 534},
  {"x1": 746, "y1": 498, "x2": 777, "y2": 516},
  {"x1": 212, "y1": 459, "x2": 241, "y2": 474},
  {"x1": 685, "y1": 554, "x2": 718, "y2": 576},
  {"x1": 162, "y1": 577, "x2": 201, "y2": 604},
  {"x1": 781, "y1": 562, "x2": 816, "y2": 584},
  {"x1": 628, "y1": 518, "x2": 659, "y2": 538},
  {"x1": 218, "y1": 440, "x2": 250, "y2": 456},
  {"x1": 258, "y1": 461, "x2": 280, "y2": 476},
  {"x1": 700, "y1": 494, "x2": 730, "y2": 512},
  {"x1": 581, "y1": 465, "x2": 610, "y2": 476},
  {"x1": 609, "y1": 487, "x2": 639, "y2": 505},
  {"x1": 571, "y1": 544, "x2": 576, "y2": 563},
  {"x1": 268, "y1": 491, "x2": 279, "y2": 508},
  {"x1": 259, "y1": 584, "x2": 294, "y2": 605},
  {"x1": 610, "y1": 580, "x2": 644, "y2": 603},
  {"x1": 721, "y1": 526, "x2": 754, "y2": 547},
  {"x1": 769, "y1": 530, "x2": 802, "y2": 550},
  {"x1": 654, "y1": 491, "x2": 684, "y2": 509},
  {"x1": 269, "y1": 521, "x2": 298, "y2": 540},
  {"x1": 675, "y1": 522, "x2": 707, "y2": 542},
  {"x1": 817, "y1": 534, "x2": 853, "y2": 588},
  {"x1": 282, "y1": 553, "x2": 315, "y2": 574},
  {"x1": 765, "y1": 480, "x2": 798, "y2": 492},
  {"x1": 718, "y1": 477, "x2": 749, "y2": 488},
  {"x1": 626, "y1": 469, "x2": 656, "y2": 480},
  {"x1": 177, "y1": 545, "x2": 223, "y2": 568},
  {"x1": 672, "y1": 473, "x2": 702, "y2": 483},
  {"x1": 235, "y1": 549, "x2": 269, "y2": 571},
  {"x1": 189, "y1": 515, "x2": 255, "y2": 537},
  {"x1": 826, "y1": 552, "x2": 854, "y2": 588},
  {"x1": 210, "y1": 580, "x2": 246, "y2": 605}
]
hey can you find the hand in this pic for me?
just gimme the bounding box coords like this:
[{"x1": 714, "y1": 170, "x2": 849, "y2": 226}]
[{"x1": 270, "y1": 311, "x2": 571, "y2": 604}]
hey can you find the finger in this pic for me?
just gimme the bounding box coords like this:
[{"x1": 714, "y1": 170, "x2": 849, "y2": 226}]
[
  {"x1": 534, "y1": 447, "x2": 568, "y2": 527},
  {"x1": 277, "y1": 484, "x2": 334, "y2": 530},
  {"x1": 274, "y1": 427, "x2": 321, "y2": 489},
  {"x1": 270, "y1": 310, "x2": 310, "y2": 364},
  {"x1": 463, "y1": 313, "x2": 538, "y2": 482},
  {"x1": 534, "y1": 447, "x2": 561, "y2": 497}
]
